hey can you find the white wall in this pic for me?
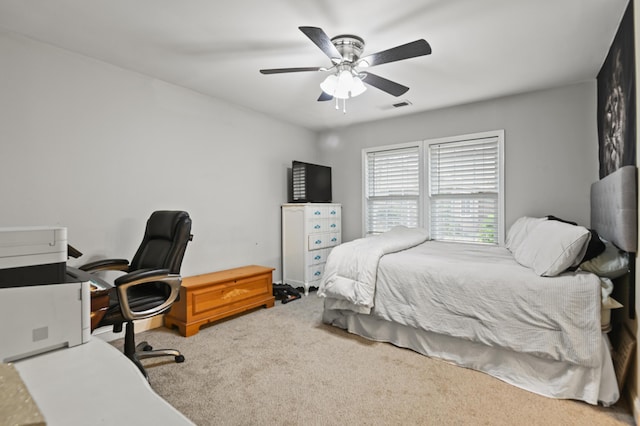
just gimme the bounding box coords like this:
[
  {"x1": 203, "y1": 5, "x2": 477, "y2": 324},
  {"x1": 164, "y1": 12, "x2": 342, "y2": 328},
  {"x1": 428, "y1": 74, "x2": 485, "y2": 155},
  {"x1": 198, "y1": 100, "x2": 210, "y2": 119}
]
[
  {"x1": 318, "y1": 81, "x2": 600, "y2": 243},
  {"x1": 0, "y1": 30, "x2": 602, "y2": 277},
  {"x1": 0, "y1": 31, "x2": 318, "y2": 280}
]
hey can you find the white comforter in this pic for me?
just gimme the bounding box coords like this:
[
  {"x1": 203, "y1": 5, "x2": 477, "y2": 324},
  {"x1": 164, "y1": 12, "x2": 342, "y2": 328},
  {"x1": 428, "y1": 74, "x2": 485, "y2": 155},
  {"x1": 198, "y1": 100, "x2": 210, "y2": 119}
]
[
  {"x1": 322, "y1": 238, "x2": 604, "y2": 368},
  {"x1": 317, "y1": 226, "x2": 429, "y2": 314}
]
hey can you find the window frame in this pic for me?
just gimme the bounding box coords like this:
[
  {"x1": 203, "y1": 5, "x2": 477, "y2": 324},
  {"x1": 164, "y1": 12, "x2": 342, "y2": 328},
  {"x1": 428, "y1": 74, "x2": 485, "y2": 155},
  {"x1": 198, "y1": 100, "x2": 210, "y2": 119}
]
[
  {"x1": 361, "y1": 130, "x2": 505, "y2": 245},
  {"x1": 425, "y1": 130, "x2": 505, "y2": 245},
  {"x1": 361, "y1": 141, "x2": 424, "y2": 237}
]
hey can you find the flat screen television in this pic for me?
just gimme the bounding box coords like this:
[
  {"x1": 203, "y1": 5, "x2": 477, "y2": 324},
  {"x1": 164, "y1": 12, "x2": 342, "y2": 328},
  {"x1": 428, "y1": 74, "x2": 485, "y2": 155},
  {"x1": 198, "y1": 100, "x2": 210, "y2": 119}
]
[{"x1": 290, "y1": 161, "x2": 332, "y2": 203}]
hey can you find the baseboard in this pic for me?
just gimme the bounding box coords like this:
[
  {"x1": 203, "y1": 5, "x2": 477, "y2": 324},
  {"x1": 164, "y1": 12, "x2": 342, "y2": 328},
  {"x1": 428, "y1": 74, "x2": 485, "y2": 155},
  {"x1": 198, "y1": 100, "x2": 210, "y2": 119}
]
[
  {"x1": 91, "y1": 315, "x2": 165, "y2": 342},
  {"x1": 137, "y1": 315, "x2": 165, "y2": 332},
  {"x1": 92, "y1": 326, "x2": 124, "y2": 342}
]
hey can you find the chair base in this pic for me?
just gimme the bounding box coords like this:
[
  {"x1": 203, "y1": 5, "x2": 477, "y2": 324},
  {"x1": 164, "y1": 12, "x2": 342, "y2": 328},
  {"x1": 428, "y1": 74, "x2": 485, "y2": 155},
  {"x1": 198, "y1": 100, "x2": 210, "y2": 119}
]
[
  {"x1": 137, "y1": 341, "x2": 185, "y2": 363},
  {"x1": 123, "y1": 322, "x2": 184, "y2": 379}
]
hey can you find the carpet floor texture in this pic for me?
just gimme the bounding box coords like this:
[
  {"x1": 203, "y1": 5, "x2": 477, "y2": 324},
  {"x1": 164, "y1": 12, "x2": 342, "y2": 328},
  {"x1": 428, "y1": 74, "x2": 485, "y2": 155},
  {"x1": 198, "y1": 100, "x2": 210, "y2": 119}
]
[{"x1": 112, "y1": 294, "x2": 634, "y2": 425}]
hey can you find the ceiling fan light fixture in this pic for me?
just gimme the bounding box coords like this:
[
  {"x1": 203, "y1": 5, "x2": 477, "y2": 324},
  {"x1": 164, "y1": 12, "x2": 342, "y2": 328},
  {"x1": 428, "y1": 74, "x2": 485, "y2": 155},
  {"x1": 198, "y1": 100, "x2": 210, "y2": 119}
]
[
  {"x1": 334, "y1": 70, "x2": 353, "y2": 99},
  {"x1": 320, "y1": 70, "x2": 366, "y2": 100},
  {"x1": 320, "y1": 74, "x2": 338, "y2": 95},
  {"x1": 350, "y1": 75, "x2": 367, "y2": 97}
]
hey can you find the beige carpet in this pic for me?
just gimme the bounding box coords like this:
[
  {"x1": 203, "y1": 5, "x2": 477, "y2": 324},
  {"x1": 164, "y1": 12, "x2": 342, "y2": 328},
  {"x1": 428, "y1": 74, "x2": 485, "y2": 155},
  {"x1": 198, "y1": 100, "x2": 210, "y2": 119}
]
[{"x1": 113, "y1": 294, "x2": 634, "y2": 425}]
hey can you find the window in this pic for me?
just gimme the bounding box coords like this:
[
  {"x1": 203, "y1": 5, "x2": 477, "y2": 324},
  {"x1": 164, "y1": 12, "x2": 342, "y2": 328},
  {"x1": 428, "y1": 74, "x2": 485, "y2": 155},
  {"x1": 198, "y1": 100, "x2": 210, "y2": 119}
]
[
  {"x1": 363, "y1": 143, "x2": 422, "y2": 235},
  {"x1": 428, "y1": 134, "x2": 503, "y2": 245},
  {"x1": 363, "y1": 130, "x2": 504, "y2": 244}
]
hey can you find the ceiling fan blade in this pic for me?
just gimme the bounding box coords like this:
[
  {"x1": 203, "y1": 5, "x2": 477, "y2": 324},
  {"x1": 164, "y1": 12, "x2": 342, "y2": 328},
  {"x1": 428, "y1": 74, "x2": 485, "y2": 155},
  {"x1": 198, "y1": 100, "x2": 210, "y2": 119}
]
[
  {"x1": 260, "y1": 67, "x2": 322, "y2": 74},
  {"x1": 361, "y1": 72, "x2": 409, "y2": 97},
  {"x1": 299, "y1": 26, "x2": 343, "y2": 63},
  {"x1": 318, "y1": 92, "x2": 333, "y2": 102},
  {"x1": 358, "y1": 39, "x2": 431, "y2": 67}
]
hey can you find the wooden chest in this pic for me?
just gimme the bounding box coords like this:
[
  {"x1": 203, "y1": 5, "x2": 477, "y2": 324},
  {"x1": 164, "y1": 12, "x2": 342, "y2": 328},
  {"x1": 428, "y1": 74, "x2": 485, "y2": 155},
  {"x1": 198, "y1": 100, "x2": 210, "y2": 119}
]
[{"x1": 164, "y1": 265, "x2": 275, "y2": 337}]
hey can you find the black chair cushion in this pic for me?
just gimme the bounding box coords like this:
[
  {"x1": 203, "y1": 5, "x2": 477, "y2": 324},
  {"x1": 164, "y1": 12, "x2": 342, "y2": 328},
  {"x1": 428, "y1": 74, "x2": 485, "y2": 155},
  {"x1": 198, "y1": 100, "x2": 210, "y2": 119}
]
[{"x1": 101, "y1": 283, "x2": 171, "y2": 327}]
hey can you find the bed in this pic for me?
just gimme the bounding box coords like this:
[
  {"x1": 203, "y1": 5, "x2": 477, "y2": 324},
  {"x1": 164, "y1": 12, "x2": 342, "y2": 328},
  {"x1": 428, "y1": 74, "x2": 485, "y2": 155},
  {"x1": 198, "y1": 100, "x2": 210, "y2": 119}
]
[{"x1": 318, "y1": 165, "x2": 636, "y2": 406}]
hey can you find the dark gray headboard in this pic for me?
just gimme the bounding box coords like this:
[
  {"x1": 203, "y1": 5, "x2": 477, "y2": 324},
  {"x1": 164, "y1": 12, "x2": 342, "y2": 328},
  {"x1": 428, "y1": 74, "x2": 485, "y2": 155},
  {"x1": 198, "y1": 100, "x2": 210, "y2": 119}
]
[{"x1": 591, "y1": 165, "x2": 637, "y2": 253}]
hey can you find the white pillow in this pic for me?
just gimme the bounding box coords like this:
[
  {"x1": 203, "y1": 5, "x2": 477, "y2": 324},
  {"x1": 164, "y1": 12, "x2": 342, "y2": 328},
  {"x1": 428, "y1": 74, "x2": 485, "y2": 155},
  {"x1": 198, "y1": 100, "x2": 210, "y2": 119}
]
[
  {"x1": 505, "y1": 216, "x2": 548, "y2": 253},
  {"x1": 513, "y1": 220, "x2": 591, "y2": 277},
  {"x1": 580, "y1": 240, "x2": 630, "y2": 279}
]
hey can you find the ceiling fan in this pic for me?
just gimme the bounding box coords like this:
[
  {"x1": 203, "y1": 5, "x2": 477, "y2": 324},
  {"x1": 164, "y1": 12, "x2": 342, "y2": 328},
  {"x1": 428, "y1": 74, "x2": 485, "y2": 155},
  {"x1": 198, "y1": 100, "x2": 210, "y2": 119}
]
[{"x1": 259, "y1": 26, "x2": 432, "y2": 111}]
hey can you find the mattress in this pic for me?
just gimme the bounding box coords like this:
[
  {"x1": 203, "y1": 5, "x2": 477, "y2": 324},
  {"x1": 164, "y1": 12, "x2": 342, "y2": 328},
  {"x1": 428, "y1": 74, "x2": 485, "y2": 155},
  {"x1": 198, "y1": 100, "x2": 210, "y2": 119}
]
[{"x1": 325, "y1": 240, "x2": 604, "y2": 368}]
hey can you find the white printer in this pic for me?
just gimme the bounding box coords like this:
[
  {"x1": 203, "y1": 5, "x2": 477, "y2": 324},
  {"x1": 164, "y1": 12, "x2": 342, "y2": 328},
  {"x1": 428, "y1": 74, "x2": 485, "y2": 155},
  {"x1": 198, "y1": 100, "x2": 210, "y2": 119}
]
[{"x1": 0, "y1": 226, "x2": 91, "y2": 362}]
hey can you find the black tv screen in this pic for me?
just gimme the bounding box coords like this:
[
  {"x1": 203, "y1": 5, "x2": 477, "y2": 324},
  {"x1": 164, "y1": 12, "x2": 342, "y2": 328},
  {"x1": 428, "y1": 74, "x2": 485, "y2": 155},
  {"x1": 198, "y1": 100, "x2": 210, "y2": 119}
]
[{"x1": 290, "y1": 161, "x2": 332, "y2": 203}]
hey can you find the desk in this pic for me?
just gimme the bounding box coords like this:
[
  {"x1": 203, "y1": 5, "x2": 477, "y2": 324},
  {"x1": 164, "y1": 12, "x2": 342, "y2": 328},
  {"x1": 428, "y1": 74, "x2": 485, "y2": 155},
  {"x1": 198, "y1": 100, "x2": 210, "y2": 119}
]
[{"x1": 14, "y1": 339, "x2": 194, "y2": 425}]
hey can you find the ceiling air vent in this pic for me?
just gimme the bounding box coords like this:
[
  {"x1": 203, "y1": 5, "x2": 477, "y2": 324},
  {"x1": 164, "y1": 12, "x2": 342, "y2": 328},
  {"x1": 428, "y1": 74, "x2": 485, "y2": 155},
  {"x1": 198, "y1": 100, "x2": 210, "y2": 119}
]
[
  {"x1": 392, "y1": 100, "x2": 412, "y2": 108},
  {"x1": 379, "y1": 100, "x2": 413, "y2": 111}
]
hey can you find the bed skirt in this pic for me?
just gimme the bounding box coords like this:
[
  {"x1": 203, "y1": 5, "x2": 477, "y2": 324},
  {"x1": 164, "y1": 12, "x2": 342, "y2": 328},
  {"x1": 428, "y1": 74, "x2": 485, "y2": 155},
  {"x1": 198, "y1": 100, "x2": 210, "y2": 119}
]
[{"x1": 323, "y1": 307, "x2": 619, "y2": 406}]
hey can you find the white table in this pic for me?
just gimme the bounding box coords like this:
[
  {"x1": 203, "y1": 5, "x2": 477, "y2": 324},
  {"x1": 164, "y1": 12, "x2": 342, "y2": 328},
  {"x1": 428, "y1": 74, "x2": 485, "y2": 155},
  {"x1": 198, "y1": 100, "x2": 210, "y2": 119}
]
[{"x1": 14, "y1": 338, "x2": 194, "y2": 425}]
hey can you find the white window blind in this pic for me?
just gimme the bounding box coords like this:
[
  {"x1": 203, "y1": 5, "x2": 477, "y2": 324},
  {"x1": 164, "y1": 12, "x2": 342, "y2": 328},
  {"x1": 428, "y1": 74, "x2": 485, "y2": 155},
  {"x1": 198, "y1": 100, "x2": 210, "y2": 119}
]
[
  {"x1": 429, "y1": 136, "x2": 499, "y2": 244},
  {"x1": 365, "y1": 146, "x2": 420, "y2": 235}
]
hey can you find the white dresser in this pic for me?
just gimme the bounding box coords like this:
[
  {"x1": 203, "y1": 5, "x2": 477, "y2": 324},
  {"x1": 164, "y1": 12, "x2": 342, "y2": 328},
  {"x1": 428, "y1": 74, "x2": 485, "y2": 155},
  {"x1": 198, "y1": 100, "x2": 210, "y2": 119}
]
[{"x1": 282, "y1": 203, "x2": 341, "y2": 295}]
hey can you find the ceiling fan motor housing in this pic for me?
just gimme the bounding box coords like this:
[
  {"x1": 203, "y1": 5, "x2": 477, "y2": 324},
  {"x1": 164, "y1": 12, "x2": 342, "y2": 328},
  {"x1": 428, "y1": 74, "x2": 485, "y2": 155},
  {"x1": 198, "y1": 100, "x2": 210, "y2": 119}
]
[{"x1": 331, "y1": 35, "x2": 365, "y2": 63}]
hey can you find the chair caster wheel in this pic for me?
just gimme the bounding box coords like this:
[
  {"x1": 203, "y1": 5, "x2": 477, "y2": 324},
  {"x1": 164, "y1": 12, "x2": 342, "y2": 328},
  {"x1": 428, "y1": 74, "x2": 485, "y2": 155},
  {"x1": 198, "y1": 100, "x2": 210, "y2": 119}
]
[
  {"x1": 175, "y1": 355, "x2": 185, "y2": 363},
  {"x1": 142, "y1": 344, "x2": 153, "y2": 352}
]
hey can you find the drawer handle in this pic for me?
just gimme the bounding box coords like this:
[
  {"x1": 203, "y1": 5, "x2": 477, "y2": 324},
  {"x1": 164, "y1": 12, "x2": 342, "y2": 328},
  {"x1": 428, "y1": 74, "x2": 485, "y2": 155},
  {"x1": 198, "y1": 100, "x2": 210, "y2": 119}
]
[
  {"x1": 314, "y1": 271, "x2": 321, "y2": 276},
  {"x1": 314, "y1": 211, "x2": 321, "y2": 215},
  {"x1": 314, "y1": 224, "x2": 321, "y2": 229},
  {"x1": 314, "y1": 255, "x2": 321, "y2": 260},
  {"x1": 330, "y1": 210, "x2": 336, "y2": 215},
  {"x1": 331, "y1": 238, "x2": 337, "y2": 242},
  {"x1": 330, "y1": 224, "x2": 336, "y2": 228},
  {"x1": 315, "y1": 240, "x2": 322, "y2": 244}
]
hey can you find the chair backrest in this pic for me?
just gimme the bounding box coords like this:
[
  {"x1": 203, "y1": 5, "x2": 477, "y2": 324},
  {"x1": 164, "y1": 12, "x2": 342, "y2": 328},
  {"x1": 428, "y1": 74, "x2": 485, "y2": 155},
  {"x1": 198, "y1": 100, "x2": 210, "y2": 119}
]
[{"x1": 129, "y1": 211, "x2": 192, "y2": 274}]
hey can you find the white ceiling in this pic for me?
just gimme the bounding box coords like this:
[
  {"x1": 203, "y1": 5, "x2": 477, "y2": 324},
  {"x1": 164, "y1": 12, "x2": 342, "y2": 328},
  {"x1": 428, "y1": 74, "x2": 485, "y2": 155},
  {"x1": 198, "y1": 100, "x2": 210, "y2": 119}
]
[{"x1": 0, "y1": 0, "x2": 629, "y2": 131}]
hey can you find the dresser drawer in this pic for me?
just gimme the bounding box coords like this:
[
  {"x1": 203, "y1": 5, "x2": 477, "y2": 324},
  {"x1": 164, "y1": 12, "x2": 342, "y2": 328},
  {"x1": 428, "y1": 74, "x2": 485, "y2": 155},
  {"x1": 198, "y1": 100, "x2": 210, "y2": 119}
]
[
  {"x1": 308, "y1": 218, "x2": 327, "y2": 233},
  {"x1": 305, "y1": 263, "x2": 325, "y2": 283},
  {"x1": 307, "y1": 218, "x2": 341, "y2": 234},
  {"x1": 306, "y1": 248, "x2": 331, "y2": 265},
  {"x1": 306, "y1": 205, "x2": 342, "y2": 219},
  {"x1": 308, "y1": 232, "x2": 341, "y2": 250},
  {"x1": 327, "y1": 206, "x2": 340, "y2": 218},
  {"x1": 308, "y1": 233, "x2": 327, "y2": 250}
]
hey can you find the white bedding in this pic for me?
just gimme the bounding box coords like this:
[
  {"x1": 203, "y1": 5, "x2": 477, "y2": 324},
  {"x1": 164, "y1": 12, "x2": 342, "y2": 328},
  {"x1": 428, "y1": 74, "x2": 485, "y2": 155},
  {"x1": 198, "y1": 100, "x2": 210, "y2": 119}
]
[
  {"x1": 323, "y1": 307, "x2": 618, "y2": 405},
  {"x1": 317, "y1": 226, "x2": 428, "y2": 313},
  {"x1": 321, "y1": 239, "x2": 604, "y2": 368}
]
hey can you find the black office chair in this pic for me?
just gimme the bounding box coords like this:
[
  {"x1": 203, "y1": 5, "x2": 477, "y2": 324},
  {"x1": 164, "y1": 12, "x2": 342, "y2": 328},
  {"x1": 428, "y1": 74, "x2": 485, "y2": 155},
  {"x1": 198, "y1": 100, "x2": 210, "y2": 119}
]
[{"x1": 80, "y1": 211, "x2": 193, "y2": 378}]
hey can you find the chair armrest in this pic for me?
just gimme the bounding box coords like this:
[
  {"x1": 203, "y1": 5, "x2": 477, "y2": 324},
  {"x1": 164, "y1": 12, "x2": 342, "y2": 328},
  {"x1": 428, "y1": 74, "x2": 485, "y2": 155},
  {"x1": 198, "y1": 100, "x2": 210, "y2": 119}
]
[
  {"x1": 78, "y1": 259, "x2": 130, "y2": 273},
  {"x1": 113, "y1": 269, "x2": 181, "y2": 322},
  {"x1": 113, "y1": 269, "x2": 171, "y2": 286}
]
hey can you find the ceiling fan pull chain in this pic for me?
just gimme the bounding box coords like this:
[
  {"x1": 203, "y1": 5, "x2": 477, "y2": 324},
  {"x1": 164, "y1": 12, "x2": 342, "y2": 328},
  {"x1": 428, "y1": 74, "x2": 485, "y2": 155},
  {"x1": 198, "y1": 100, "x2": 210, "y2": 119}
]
[
  {"x1": 343, "y1": 98, "x2": 347, "y2": 114},
  {"x1": 335, "y1": 97, "x2": 339, "y2": 110}
]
